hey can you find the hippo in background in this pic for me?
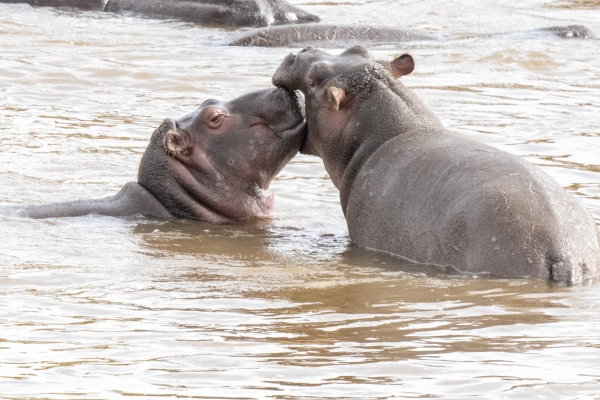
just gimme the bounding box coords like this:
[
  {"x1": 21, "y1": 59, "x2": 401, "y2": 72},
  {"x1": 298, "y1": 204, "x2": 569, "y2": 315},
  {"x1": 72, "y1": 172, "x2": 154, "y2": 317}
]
[
  {"x1": 104, "y1": 0, "x2": 319, "y2": 27},
  {"x1": 0, "y1": 0, "x2": 105, "y2": 10},
  {"x1": 227, "y1": 24, "x2": 596, "y2": 47},
  {"x1": 0, "y1": 0, "x2": 320, "y2": 27},
  {"x1": 272, "y1": 45, "x2": 600, "y2": 285},
  {"x1": 1, "y1": 88, "x2": 306, "y2": 221}
]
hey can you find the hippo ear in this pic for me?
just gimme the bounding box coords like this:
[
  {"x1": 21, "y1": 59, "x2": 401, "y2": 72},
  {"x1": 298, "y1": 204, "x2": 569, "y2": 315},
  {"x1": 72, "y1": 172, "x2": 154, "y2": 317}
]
[
  {"x1": 325, "y1": 86, "x2": 346, "y2": 111},
  {"x1": 163, "y1": 130, "x2": 192, "y2": 156},
  {"x1": 390, "y1": 54, "x2": 415, "y2": 78}
]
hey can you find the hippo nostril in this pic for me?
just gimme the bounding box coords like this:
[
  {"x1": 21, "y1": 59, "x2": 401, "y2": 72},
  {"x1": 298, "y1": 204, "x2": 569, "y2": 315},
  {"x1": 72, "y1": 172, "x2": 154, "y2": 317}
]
[{"x1": 160, "y1": 118, "x2": 177, "y2": 131}]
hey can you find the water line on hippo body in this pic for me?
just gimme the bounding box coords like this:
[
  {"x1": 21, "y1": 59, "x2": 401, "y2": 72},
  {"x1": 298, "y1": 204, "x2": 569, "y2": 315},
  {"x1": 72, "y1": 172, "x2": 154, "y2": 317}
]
[{"x1": 1, "y1": 0, "x2": 600, "y2": 398}]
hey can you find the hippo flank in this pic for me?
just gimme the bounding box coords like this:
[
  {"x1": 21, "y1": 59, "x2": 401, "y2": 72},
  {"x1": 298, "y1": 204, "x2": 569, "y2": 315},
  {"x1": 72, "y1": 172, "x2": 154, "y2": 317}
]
[
  {"x1": 228, "y1": 24, "x2": 595, "y2": 47},
  {"x1": 2, "y1": 88, "x2": 306, "y2": 221},
  {"x1": 272, "y1": 45, "x2": 600, "y2": 284},
  {"x1": 1, "y1": 0, "x2": 320, "y2": 27}
]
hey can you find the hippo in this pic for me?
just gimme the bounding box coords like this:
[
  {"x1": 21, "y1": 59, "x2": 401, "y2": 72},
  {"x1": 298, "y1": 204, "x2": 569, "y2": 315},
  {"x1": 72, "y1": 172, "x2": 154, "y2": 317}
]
[
  {"x1": 0, "y1": 0, "x2": 105, "y2": 9},
  {"x1": 228, "y1": 24, "x2": 595, "y2": 47},
  {"x1": 2, "y1": 88, "x2": 306, "y2": 221},
  {"x1": 104, "y1": 0, "x2": 319, "y2": 27},
  {"x1": 272, "y1": 45, "x2": 600, "y2": 284},
  {"x1": 1, "y1": 0, "x2": 320, "y2": 27}
]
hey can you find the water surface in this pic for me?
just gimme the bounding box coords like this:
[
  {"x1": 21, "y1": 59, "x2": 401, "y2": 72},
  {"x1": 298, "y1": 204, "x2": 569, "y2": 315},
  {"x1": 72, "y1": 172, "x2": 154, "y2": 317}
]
[{"x1": 1, "y1": 1, "x2": 600, "y2": 398}]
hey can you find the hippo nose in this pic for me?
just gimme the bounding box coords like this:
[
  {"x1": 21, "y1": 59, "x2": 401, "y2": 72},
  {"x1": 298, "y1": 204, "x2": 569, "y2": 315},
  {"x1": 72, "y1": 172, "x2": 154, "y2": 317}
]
[{"x1": 160, "y1": 118, "x2": 177, "y2": 131}]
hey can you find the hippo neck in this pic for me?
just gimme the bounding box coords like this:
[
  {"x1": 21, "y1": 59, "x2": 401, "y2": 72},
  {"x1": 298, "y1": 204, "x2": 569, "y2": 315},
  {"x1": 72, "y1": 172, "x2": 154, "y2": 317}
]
[
  {"x1": 338, "y1": 82, "x2": 446, "y2": 214},
  {"x1": 164, "y1": 178, "x2": 274, "y2": 222}
]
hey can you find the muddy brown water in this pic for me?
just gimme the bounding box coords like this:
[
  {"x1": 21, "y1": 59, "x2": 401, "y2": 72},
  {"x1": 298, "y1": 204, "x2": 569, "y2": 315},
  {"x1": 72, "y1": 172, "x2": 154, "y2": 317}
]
[{"x1": 1, "y1": 1, "x2": 600, "y2": 398}]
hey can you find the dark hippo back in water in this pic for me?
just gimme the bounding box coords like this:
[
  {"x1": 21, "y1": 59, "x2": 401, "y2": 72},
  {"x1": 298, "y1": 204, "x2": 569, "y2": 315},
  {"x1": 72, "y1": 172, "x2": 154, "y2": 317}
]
[
  {"x1": 1, "y1": 0, "x2": 320, "y2": 26},
  {"x1": 228, "y1": 23, "x2": 595, "y2": 46}
]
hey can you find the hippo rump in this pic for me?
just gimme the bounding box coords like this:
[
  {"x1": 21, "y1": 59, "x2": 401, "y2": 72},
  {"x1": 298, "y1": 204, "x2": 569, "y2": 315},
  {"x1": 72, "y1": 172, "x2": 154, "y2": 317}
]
[
  {"x1": 272, "y1": 45, "x2": 600, "y2": 285},
  {"x1": 2, "y1": 88, "x2": 306, "y2": 221},
  {"x1": 0, "y1": 0, "x2": 320, "y2": 27},
  {"x1": 228, "y1": 23, "x2": 595, "y2": 47}
]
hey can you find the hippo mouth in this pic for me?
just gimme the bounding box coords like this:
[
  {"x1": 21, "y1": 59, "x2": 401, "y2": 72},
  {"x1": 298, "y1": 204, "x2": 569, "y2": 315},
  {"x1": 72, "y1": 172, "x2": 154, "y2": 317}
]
[
  {"x1": 278, "y1": 118, "x2": 306, "y2": 140},
  {"x1": 272, "y1": 89, "x2": 306, "y2": 140}
]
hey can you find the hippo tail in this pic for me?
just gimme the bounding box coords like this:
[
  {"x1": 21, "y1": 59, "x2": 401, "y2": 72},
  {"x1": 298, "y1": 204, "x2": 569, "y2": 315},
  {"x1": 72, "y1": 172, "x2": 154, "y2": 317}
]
[{"x1": 545, "y1": 233, "x2": 600, "y2": 285}]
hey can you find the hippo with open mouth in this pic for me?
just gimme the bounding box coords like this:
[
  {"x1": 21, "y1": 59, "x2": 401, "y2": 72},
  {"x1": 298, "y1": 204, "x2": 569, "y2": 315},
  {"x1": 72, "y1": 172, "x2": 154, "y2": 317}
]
[
  {"x1": 272, "y1": 45, "x2": 600, "y2": 284},
  {"x1": 3, "y1": 88, "x2": 306, "y2": 221}
]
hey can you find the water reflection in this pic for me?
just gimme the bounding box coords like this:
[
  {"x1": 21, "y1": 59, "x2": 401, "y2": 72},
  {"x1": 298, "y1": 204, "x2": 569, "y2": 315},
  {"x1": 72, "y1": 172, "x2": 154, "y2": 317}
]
[{"x1": 1, "y1": 0, "x2": 600, "y2": 397}]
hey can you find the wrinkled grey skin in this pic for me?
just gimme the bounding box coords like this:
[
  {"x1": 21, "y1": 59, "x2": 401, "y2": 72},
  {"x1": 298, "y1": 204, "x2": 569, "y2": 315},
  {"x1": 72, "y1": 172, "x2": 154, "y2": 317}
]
[
  {"x1": 272, "y1": 45, "x2": 600, "y2": 284},
  {"x1": 228, "y1": 24, "x2": 440, "y2": 47},
  {"x1": 1, "y1": 0, "x2": 320, "y2": 27},
  {"x1": 3, "y1": 88, "x2": 306, "y2": 221},
  {"x1": 105, "y1": 0, "x2": 319, "y2": 27},
  {"x1": 229, "y1": 24, "x2": 595, "y2": 47}
]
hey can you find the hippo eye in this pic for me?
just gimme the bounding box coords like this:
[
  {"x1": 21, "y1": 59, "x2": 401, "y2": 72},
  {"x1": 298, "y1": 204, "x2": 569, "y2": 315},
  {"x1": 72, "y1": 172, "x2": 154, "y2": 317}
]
[{"x1": 206, "y1": 110, "x2": 226, "y2": 129}]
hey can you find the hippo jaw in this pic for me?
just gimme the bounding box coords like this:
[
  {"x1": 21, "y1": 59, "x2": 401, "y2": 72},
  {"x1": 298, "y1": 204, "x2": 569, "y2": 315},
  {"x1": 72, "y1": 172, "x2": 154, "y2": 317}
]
[{"x1": 138, "y1": 88, "x2": 306, "y2": 222}]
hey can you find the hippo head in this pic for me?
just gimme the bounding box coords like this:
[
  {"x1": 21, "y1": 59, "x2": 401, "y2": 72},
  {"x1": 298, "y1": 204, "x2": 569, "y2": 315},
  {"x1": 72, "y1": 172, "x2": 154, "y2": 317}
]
[
  {"x1": 138, "y1": 88, "x2": 306, "y2": 222},
  {"x1": 272, "y1": 45, "x2": 416, "y2": 185}
]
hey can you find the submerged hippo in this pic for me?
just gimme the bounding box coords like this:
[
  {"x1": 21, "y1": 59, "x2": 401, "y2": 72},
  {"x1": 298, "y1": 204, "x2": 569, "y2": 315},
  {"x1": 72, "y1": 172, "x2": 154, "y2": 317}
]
[
  {"x1": 0, "y1": 0, "x2": 105, "y2": 10},
  {"x1": 3, "y1": 88, "x2": 306, "y2": 221},
  {"x1": 104, "y1": 0, "x2": 319, "y2": 26},
  {"x1": 272, "y1": 45, "x2": 600, "y2": 284},
  {"x1": 228, "y1": 24, "x2": 595, "y2": 47},
  {"x1": 1, "y1": 0, "x2": 320, "y2": 27}
]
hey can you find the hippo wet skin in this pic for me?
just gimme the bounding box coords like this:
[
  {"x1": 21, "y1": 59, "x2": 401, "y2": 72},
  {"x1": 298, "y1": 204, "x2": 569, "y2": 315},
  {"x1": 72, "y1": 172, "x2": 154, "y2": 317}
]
[
  {"x1": 272, "y1": 45, "x2": 600, "y2": 284},
  {"x1": 228, "y1": 24, "x2": 595, "y2": 47},
  {"x1": 4, "y1": 88, "x2": 306, "y2": 222},
  {"x1": 1, "y1": 0, "x2": 320, "y2": 27},
  {"x1": 105, "y1": 0, "x2": 319, "y2": 27}
]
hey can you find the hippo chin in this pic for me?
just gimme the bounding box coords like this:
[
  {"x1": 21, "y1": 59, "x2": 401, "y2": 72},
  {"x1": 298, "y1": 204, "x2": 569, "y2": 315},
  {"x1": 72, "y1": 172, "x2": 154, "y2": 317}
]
[
  {"x1": 228, "y1": 24, "x2": 595, "y2": 47},
  {"x1": 4, "y1": 88, "x2": 306, "y2": 222},
  {"x1": 272, "y1": 45, "x2": 600, "y2": 285}
]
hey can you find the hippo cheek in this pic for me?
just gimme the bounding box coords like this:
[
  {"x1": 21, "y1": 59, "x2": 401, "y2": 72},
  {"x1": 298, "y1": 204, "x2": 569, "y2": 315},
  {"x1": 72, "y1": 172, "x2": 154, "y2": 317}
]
[
  {"x1": 168, "y1": 145, "x2": 220, "y2": 186},
  {"x1": 300, "y1": 93, "x2": 353, "y2": 157}
]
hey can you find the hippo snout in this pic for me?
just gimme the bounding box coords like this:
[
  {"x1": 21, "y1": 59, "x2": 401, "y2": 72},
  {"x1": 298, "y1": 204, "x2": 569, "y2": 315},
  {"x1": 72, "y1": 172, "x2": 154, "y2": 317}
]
[
  {"x1": 159, "y1": 118, "x2": 177, "y2": 132},
  {"x1": 272, "y1": 53, "x2": 297, "y2": 88}
]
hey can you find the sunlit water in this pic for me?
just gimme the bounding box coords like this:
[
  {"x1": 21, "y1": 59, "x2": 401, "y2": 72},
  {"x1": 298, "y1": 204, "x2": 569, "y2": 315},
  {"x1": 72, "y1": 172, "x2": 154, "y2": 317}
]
[{"x1": 1, "y1": 1, "x2": 600, "y2": 398}]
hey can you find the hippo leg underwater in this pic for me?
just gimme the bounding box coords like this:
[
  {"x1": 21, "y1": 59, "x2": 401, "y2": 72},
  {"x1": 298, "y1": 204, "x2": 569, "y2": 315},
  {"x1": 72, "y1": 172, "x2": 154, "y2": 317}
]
[
  {"x1": 227, "y1": 23, "x2": 595, "y2": 47},
  {"x1": 272, "y1": 45, "x2": 600, "y2": 284},
  {"x1": 2, "y1": 88, "x2": 306, "y2": 221},
  {"x1": 0, "y1": 0, "x2": 320, "y2": 27}
]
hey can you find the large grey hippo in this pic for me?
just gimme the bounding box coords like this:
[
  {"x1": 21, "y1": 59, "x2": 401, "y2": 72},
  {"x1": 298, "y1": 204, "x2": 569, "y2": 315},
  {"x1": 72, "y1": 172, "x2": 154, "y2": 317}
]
[
  {"x1": 2, "y1": 88, "x2": 306, "y2": 221},
  {"x1": 1, "y1": 0, "x2": 320, "y2": 27},
  {"x1": 228, "y1": 23, "x2": 596, "y2": 47},
  {"x1": 272, "y1": 45, "x2": 600, "y2": 284}
]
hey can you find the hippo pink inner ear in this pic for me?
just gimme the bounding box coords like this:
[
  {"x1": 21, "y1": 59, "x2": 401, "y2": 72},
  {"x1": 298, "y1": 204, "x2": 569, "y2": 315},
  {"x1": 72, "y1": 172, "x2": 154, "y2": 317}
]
[
  {"x1": 164, "y1": 130, "x2": 192, "y2": 156},
  {"x1": 326, "y1": 86, "x2": 346, "y2": 111},
  {"x1": 390, "y1": 54, "x2": 415, "y2": 79}
]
